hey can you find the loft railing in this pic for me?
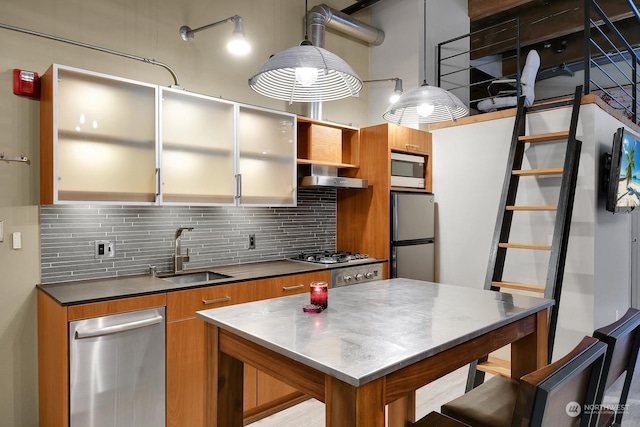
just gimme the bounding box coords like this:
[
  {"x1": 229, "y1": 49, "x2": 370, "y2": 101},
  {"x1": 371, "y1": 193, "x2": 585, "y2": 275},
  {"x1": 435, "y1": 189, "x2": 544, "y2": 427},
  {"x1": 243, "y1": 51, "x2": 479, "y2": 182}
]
[
  {"x1": 437, "y1": 0, "x2": 639, "y2": 124},
  {"x1": 437, "y1": 18, "x2": 521, "y2": 111},
  {"x1": 585, "y1": 0, "x2": 639, "y2": 124}
]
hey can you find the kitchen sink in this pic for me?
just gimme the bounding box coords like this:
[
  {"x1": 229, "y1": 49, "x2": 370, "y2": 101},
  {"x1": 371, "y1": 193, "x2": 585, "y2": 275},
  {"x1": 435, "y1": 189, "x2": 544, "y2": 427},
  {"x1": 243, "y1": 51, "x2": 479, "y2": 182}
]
[{"x1": 160, "y1": 271, "x2": 231, "y2": 285}]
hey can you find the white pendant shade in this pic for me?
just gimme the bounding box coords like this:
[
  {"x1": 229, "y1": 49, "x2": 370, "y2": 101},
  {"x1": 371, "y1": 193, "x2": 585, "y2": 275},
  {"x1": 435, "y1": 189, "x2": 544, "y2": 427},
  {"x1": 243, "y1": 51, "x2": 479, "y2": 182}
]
[
  {"x1": 248, "y1": 44, "x2": 363, "y2": 103},
  {"x1": 383, "y1": 84, "x2": 469, "y2": 126}
]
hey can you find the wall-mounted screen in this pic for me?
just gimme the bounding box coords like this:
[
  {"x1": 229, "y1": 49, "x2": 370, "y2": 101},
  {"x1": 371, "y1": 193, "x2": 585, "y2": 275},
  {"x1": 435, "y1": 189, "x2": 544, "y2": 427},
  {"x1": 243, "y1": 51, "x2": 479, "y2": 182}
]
[{"x1": 605, "y1": 127, "x2": 640, "y2": 213}]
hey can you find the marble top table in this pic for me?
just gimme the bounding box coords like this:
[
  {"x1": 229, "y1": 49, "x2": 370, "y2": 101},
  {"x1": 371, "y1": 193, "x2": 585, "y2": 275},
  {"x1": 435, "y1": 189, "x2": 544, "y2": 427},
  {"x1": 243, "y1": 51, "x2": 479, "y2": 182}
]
[{"x1": 197, "y1": 278, "x2": 553, "y2": 427}]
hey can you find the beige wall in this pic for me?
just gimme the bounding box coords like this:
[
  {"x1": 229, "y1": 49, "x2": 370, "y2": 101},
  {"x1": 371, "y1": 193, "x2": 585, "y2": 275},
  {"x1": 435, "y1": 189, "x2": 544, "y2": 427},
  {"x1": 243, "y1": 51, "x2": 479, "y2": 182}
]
[{"x1": 0, "y1": 0, "x2": 372, "y2": 424}]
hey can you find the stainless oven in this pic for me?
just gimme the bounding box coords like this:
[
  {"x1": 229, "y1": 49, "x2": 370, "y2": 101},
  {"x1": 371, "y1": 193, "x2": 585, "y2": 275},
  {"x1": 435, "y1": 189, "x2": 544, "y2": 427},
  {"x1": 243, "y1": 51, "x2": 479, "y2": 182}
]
[
  {"x1": 391, "y1": 152, "x2": 426, "y2": 189},
  {"x1": 331, "y1": 262, "x2": 384, "y2": 287}
]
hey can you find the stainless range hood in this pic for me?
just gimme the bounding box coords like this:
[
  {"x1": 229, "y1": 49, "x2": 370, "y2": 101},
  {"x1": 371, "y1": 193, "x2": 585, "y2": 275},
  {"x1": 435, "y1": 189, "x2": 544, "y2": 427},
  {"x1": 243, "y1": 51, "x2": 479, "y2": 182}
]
[{"x1": 298, "y1": 164, "x2": 368, "y2": 189}]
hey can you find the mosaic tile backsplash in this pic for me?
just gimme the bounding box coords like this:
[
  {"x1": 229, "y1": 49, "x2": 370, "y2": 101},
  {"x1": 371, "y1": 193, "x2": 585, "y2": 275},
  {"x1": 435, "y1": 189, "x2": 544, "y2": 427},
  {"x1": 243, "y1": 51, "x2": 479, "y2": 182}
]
[{"x1": 40, "y1": 188, "x2": 336, "y2": 284}]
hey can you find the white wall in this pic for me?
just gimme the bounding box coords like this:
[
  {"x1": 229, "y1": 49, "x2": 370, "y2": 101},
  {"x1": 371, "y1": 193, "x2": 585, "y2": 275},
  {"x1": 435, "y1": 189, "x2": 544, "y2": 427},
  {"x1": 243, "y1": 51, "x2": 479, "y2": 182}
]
[{"x1": 431, "y1": 102, "x2": 632, "y2": 359}]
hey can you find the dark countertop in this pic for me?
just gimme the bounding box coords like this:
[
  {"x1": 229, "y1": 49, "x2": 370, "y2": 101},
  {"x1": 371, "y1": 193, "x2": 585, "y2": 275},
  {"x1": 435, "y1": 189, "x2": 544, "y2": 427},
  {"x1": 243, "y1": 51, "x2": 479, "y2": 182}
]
[{"x1": 37, "y1": 259, "x2": 387, "y2": 306}]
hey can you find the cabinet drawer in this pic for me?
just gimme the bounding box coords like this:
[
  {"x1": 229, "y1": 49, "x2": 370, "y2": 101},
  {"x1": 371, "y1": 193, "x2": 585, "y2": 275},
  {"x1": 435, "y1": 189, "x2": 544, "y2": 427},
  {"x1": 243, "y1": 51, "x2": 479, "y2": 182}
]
[
  {"x1": 254, "y1": 271, "x2": 331, "y2": 301},
  {"x1": 167, "y1": 282, "x2": 255, "y2": 321}
]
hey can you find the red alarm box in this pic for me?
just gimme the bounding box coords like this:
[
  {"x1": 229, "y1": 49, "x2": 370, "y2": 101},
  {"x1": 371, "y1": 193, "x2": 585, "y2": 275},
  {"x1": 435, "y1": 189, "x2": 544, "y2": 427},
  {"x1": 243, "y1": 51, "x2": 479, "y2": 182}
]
[{"x1": 13, "y1": 69, "x2": 40, "y2": 98}]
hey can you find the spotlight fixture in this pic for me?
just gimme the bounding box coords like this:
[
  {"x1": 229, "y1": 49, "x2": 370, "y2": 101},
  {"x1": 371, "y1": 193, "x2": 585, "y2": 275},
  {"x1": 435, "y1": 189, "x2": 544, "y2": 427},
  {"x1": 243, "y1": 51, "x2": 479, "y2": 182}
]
[
  {"x1": 179, "y1": 15, "x2": 250, "y2": 56},
  {"x1": 363, "y1": 78, "x2": 403, "y2": 103}
]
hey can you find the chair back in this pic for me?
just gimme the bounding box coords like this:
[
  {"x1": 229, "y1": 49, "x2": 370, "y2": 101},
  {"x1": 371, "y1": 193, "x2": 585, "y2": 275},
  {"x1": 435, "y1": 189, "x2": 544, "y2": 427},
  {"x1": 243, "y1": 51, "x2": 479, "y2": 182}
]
[
  {"x1": 511, "y1": 336, "x2": 607, "y2": 427},
  {"x1": 592, "y1": 308, "x2": 640, "y2": 426}
]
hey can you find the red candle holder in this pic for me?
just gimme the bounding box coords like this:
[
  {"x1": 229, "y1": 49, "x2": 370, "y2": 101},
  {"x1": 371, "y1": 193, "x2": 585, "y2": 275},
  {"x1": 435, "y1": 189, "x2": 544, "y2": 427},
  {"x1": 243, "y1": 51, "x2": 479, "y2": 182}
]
[{"x1": 310, "y1": 281, "x2": 328, "y2": 309}]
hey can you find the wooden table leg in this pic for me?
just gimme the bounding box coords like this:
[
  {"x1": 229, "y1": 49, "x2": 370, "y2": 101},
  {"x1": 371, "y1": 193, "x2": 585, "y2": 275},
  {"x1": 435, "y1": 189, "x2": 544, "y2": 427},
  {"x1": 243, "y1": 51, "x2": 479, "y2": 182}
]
[
  {"x1": 511, "y1": 309, "x2": 549, "y2": 379},
  {"x1": 326, "y1": 376, "x2": 385, "y2": 426},
  {"x1": 388, "y1": 393, "x2": 416, "y2": 427},
  {"x1": 204, "y1": 323, "x2": 244, "y2": 427}
]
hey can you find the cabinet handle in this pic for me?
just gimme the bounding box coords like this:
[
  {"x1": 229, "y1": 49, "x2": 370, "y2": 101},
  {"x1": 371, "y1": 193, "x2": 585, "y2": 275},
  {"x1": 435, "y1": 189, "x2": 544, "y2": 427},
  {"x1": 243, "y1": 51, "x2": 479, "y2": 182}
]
[
  {"x1": 155, "y1": 167, "x2": 161, "y2": 197},
  {"x1": 405, "y1": 144, "x2": 420, "y2": 150},
  {"x1": 282, "y1": 284, "x2": 305, "y2": 291},
  {"x1": 202, "y1": 296, "x2": 231, "y2": 305},
  {"x1": 75, "y1": 315, "x2": 163, "y2": 339},
  {"x1": 235, "y1": 174, "x2": 242, "y2": 200}
]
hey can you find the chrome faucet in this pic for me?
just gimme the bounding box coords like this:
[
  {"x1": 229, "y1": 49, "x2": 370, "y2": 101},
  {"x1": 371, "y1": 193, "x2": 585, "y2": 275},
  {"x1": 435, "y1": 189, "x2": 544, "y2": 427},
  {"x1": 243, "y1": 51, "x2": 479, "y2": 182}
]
[{"x1": 174, "y1": 227, "x2": 194, "y2": 274}]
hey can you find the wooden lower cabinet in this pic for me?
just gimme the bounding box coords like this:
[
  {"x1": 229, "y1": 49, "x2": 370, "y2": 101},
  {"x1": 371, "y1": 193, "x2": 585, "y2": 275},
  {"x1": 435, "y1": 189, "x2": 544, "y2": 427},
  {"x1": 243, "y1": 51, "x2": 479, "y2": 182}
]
[
  {"x1": 38, "y1": 270, "x2": 332, "y2": 427},
  {"x1": 166, "y1": 270, "x2": 331, "y2": 427}
]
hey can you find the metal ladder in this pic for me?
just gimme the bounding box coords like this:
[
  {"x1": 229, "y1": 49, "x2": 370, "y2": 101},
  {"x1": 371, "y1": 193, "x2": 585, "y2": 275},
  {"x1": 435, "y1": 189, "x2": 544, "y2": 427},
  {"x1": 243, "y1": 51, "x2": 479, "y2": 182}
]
[{"x1": 466, "y1": 85, "x2": 583, "y2": 391}]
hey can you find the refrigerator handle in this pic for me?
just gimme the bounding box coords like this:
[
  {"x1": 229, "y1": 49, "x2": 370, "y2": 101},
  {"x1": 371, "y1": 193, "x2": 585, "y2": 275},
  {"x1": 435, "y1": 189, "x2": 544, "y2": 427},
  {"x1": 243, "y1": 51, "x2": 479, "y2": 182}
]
[
  {"x1": 390, "y1": 192, "x2": 398, "y2": 241},
  {"x1": 390, "y1": 246, "x2": 398, "y2": 278}
]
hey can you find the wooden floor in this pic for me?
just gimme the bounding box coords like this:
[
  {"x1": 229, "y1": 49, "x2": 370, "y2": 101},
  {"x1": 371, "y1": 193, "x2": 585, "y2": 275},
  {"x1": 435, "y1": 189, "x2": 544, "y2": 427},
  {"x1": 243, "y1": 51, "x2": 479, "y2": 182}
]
[{"x1": 248, "y1": 364, "x2": 640, "y2": 426}]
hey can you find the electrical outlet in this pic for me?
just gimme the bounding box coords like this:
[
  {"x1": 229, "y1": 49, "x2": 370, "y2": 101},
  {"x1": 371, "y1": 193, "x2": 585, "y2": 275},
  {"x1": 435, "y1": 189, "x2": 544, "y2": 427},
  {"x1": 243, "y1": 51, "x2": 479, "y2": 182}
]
[
  {"x1": 0, "y1": 220, "x2": 3, "y2": 242},
  {"x1": 249, "y1": 234, "x2": 256, "y2": 250},
  {"x1": 95, "y1": 240, "x2": 115, "y2": 259}
]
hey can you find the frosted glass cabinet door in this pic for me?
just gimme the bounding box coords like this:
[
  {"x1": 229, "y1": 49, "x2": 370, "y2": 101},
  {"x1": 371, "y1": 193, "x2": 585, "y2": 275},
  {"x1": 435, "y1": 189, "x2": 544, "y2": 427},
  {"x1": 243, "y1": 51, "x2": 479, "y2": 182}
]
[
  {"x1": 237, "y1": 106, "x2": 296, "y2": 206},
  {"x1": 54, "y1": 66, "x2": 157, "y2": 203},
  {"x1": 160, "y1": 89, "x2": 235, "y2": 204}
]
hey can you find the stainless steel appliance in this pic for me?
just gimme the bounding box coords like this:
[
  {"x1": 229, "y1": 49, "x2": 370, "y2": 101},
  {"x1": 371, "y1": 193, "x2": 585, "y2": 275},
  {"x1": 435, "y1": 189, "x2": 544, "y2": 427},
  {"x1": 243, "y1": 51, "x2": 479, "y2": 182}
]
[
  {"x1": 390, "y1": 191, "x2": 435, "y2": 281},
  {"x1": 69, "y1": 307, "x2": 165, "y2": 427},
  {"x1": 290, "y1": 251, "x2": 384, "y2": 287},
  {"x1": 390, "y1": 152, "x2": 426, "y2": 189}
]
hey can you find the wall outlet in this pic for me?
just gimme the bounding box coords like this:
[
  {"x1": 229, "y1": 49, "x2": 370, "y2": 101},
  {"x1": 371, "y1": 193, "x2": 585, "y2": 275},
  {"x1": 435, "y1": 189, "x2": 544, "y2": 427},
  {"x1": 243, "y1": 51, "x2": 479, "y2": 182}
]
[
  {"x1": 249, "y1": 234, "x2": 256, "y2": 250},
  {"x1": 95, "y1": 240, "x2": 115, "y2": 259},
  {"x1": 0, "y1": 220, "x2": 3, "y2": 242}
]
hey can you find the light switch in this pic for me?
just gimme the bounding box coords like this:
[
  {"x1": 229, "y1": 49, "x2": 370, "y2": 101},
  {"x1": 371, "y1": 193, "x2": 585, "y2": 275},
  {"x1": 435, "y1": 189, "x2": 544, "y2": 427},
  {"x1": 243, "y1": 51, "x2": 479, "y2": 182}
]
[
  {"x1": 12, "y1": 232, "x2": 21, "y2": 250},
  {"x1": 0, "y1": 220, "x2": 3, "y2": 242}
]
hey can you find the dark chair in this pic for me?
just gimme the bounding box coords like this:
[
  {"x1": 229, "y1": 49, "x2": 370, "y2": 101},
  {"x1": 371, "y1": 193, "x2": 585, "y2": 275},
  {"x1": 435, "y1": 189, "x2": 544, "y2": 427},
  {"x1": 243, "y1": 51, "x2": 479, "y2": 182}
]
[
  {"x1": 438, "y1": 336, "x2": 607, "y2": 427},
  {"x1": 592, "y1": 308, "x2": 640, "y2": 427},
  {"x1": 413, "y1": 411, "x2": 469, "y2": 426}
]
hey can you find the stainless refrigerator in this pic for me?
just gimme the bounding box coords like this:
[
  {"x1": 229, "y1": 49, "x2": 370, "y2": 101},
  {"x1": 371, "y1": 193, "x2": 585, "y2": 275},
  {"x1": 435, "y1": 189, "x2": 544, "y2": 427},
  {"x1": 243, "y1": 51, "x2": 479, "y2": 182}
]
[{"x1": 390, "y1": 191, "x2": 435, "y2": 281}]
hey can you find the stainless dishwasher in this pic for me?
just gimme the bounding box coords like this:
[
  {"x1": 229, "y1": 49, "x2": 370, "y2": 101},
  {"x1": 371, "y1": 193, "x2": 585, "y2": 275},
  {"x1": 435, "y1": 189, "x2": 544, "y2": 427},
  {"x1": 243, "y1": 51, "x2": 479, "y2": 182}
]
[{"x1": 69, "y1": 307, "x2": 165, "y2": 427}]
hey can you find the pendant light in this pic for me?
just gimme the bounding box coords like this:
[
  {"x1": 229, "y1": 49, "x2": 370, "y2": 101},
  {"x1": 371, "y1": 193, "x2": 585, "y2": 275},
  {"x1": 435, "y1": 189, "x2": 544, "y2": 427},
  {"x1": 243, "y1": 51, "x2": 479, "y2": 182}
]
[
  {"x1": 248, "y1": 1, "x2": 363, "y2": 103},
  {"x1": 383, "y1": 1, "x2": 468, "y2": 125}
]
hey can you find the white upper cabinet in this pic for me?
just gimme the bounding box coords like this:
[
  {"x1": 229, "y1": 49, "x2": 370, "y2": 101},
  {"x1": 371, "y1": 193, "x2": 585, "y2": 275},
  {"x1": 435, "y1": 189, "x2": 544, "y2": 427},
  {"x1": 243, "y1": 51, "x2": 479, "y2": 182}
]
[
  {"x1": 41, "y1": 64, "x2": 158, "y2": 204},
  {"x1": 160, "y1": 88, "x2": 236, "y2": 205},
  {"x1": 41, "y1": 64, "x2": 296, "y2": 206},
  {"x1": 237, "y1": 105, "x2": 296, "y2": 206}
]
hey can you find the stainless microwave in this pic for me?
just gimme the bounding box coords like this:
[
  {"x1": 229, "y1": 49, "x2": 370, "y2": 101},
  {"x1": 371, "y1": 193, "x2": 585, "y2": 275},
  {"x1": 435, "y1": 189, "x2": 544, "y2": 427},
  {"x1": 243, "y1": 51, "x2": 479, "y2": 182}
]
[{"x1": 390, "y1": 152, "x2": 425, "y2": 188}]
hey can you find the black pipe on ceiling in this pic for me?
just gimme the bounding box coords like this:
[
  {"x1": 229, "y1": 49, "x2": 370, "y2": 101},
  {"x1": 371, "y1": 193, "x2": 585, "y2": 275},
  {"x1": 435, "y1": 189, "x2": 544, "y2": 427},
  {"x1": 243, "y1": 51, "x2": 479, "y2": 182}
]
[{"x1": 341, "y1": 0, "x2": 385, "y2": 15}]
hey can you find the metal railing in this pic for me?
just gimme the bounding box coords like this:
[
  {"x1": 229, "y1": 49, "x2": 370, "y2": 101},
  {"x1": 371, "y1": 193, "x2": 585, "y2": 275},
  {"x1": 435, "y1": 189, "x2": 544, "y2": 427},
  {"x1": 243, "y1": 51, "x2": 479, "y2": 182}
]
[
  {"x1": 437, "y1": 0, "x2": 639, "y2": 124},
  {"x1": 585, "y1": 0, "x2": 639, "y2": 124},
  {"x1": 437, "y1": 17, "x2": 521, "y2": 110}
]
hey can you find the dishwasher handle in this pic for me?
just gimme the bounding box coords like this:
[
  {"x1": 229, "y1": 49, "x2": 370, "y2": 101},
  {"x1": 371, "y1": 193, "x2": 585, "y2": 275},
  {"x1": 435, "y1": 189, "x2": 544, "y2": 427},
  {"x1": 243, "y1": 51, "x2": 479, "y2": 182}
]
[{"x1": 74, "y1": 315, "x2": 164, "y2": 339}]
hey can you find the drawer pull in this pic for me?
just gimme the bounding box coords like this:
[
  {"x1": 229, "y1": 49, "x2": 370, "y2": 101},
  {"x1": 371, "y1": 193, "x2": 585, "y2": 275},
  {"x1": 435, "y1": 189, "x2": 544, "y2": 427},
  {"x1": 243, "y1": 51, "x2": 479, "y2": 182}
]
[
  {"x1": 405, "y1": 144, "x2": 420, "y2": 150},
  {"x1": 282, "y1": 284, "x2": 305, "y2": 291},
  {"x1": 202, "y1": 296, "x2": 231, "y2": 305}
]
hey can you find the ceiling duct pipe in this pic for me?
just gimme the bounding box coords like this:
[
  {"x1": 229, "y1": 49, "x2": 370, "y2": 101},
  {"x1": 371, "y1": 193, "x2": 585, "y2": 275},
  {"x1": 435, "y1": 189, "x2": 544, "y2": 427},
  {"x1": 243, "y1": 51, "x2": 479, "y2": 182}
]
[{"x1": 306, "y1": 4, "x2": 385, "y2": 120}]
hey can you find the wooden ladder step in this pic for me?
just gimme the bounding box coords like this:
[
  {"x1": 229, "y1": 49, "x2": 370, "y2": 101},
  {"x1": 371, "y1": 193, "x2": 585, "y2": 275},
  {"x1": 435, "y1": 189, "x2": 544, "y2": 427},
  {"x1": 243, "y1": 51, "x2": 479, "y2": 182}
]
[
  {"x1": 498, "y1": 243, "x2": 551, "y2": 250},
  {"x1": 512, "y1": 167, "x2": 563, "y2": 176},
  {"x1": 492, "y1": 281, "x2": 546, "y2": 293},
  {"x1": 519, "y1": 131, "x2": 570, "y2": 143},
  {"x1": 476, "y1": 356, "x2": 511, "y2": 377},
  {"x1": 506, "y1": 205, "x2": 557, "y2": 211}
]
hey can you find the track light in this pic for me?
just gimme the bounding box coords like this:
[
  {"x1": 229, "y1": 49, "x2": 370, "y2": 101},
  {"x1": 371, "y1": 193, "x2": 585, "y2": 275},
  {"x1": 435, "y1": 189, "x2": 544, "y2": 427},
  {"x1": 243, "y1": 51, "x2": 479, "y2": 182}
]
[
  {"x1": 363, "y1": 78, "x2": 404, "y2": 103},
  {"x1": 180, "y1": 15, "x2": 250, "y2": 56}
]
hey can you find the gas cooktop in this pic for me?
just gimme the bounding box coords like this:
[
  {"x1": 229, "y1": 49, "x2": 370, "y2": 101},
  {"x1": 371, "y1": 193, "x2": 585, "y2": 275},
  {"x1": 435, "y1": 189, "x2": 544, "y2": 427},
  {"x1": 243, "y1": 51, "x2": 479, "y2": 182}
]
[{"x1": 290, "y1": 251, "x2": 371, "y2": 265}]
